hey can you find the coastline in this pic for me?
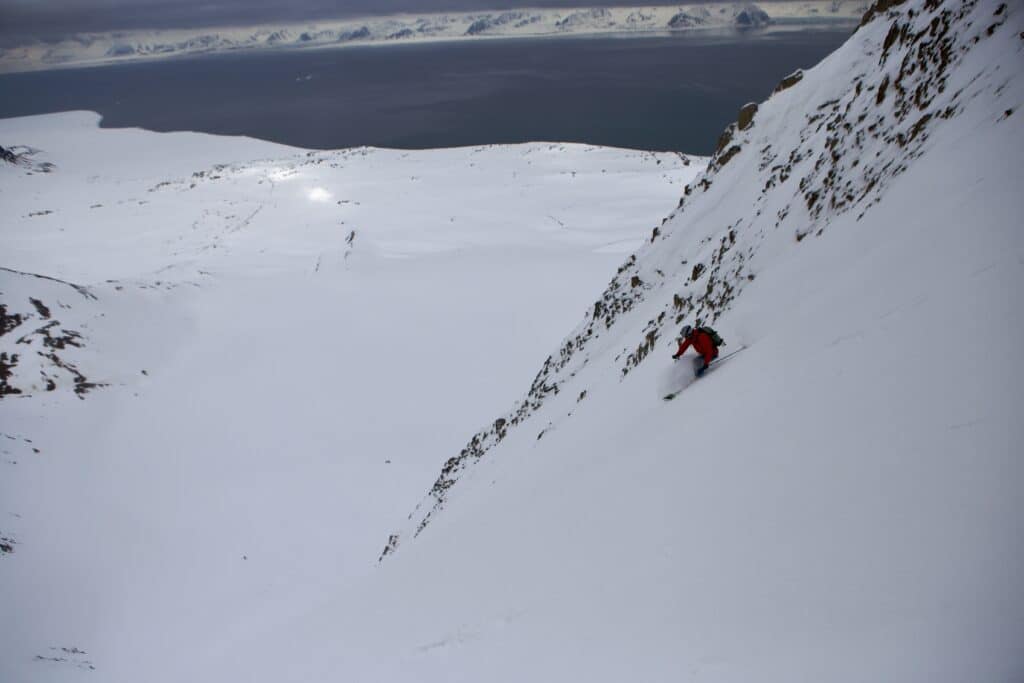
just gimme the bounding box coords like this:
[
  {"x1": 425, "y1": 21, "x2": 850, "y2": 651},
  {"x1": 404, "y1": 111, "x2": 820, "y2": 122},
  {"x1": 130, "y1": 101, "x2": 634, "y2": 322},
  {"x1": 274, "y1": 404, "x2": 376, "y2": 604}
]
[{"x1": 0, "y1": 2, "x2": 863, "y2": 75}]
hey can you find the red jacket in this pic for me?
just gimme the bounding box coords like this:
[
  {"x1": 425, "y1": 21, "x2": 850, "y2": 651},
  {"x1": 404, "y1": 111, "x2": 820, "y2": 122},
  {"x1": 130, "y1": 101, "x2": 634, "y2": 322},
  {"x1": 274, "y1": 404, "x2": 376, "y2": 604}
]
[{"x1": 674, "y1": 329, "x2": 719, "y2": 365}]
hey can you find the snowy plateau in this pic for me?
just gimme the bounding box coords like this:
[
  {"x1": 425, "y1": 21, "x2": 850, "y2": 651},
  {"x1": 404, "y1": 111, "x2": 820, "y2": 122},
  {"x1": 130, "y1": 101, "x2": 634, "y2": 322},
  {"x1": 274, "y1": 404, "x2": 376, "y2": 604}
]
[
  {"x1": 0, "y1": 2, "x2": 866, "y2": 74},
  {"x1": 1, "y1": 0, "x2": 1023, "y2": 681}
]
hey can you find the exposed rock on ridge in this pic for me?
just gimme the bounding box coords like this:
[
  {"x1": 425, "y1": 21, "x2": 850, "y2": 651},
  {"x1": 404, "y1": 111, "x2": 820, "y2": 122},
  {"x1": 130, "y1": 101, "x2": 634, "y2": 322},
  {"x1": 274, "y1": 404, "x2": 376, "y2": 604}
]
[
  {"x1": 381, "y1": 0, "x2": 1016, "y2": 558},
  {"x1": 0, "y1": 268, "x2": 103, "y2": 398}
]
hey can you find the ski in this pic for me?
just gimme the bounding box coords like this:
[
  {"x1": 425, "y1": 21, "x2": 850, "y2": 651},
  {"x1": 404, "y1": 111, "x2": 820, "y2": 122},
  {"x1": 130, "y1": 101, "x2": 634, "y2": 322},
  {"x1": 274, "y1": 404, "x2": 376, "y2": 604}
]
[{"x1": 662, "y1": 345, "x2": 747, "y2": 400}]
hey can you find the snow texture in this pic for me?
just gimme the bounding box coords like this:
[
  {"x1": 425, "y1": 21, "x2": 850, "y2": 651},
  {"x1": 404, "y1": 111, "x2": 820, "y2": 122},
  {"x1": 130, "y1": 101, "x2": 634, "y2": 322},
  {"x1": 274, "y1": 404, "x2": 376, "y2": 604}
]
[
  {"x1": 0, "y1": 112, "x2": 700, "y2": 682},
  {"x1": 2, "y1": 0, "x2": 1023, "y2": 680}
]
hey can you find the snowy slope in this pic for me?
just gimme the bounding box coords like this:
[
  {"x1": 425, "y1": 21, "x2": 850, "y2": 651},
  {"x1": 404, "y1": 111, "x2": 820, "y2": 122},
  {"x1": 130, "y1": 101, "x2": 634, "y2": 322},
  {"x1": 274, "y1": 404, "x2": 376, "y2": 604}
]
[
  {"x1": 330, "y1": 0, "x2": 1022, "y2": 680},
  {"x1": 2, "y1": 0, "x2": 1021, "y2": 679},
  {"x1": 390, "y1": 0, "x2": 1024, "y2": 549},
  {"x1": 0, "y1": 116, "x2": 701, "y2": 681}
]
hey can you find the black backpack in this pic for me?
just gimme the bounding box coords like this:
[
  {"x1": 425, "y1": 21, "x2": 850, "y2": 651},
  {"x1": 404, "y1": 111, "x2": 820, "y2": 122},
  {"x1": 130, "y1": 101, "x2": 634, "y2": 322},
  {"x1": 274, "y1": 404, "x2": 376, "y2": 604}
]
[{"x1": 698, "y1": 326, "x2": 725, "y2": 347}]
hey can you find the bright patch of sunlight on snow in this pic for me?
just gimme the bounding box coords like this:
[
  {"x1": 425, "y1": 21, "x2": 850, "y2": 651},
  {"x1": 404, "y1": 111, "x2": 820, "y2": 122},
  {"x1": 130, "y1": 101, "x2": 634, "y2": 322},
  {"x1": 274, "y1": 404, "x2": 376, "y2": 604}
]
[{"x1": 307, "y1": 186, "x2": 332, "y2": 202}]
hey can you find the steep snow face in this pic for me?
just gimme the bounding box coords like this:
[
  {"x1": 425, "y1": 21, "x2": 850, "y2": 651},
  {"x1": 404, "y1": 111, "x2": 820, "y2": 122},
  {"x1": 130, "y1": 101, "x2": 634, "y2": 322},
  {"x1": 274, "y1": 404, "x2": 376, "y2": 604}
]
[
  {"x1": 328, "y1": 0, "x2": 1023, "y2": 680},
  {"x1": 0, "y1": 112, "x2": 701, "y2": 682},
  {"x1": 392, "y1": 0, "x2": 1024, "y2": 549}
]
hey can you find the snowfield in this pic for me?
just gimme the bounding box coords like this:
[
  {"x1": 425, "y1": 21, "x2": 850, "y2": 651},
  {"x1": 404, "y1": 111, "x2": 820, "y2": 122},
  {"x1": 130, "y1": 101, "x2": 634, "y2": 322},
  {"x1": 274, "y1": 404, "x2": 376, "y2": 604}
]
[
  {"x1": 0, "y1": 113, "x2": 701, "y2": 681},
  {"x1": 3, "y1": 0, "x2": 1024, "y2": 680}
]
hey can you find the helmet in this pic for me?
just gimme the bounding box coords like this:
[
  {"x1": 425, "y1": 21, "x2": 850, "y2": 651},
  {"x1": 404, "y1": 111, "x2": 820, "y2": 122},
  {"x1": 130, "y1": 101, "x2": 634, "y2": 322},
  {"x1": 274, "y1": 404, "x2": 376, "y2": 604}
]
[{"x1": 680, "y1": 324, "x2": 693, "y2": 339}]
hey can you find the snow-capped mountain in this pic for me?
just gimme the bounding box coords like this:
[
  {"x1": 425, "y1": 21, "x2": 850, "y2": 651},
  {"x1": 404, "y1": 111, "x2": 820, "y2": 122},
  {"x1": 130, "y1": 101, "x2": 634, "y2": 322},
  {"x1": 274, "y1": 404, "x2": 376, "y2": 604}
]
[
  {"x1": 0, "y1": 2, "x2": 865, "y2": 74},
  {"x1": 1, "y1": 0, "x2": 1021, "y2": 680}
]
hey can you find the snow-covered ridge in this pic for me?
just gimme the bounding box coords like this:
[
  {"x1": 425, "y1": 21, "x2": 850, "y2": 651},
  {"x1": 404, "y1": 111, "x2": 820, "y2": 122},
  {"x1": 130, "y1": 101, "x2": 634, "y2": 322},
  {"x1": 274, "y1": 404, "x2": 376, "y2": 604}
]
[
  {"x1": 0, "y1": 2, "x2": 865, "y2": 74},
  {"x1": 383, "y1": 0, "x2": 1023, "y2": 555}
]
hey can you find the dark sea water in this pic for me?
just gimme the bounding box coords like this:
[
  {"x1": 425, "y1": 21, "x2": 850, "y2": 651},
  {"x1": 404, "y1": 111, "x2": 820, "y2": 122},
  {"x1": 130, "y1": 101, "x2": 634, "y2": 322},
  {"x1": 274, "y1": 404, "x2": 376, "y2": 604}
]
[{"x1": 0, "y1": 27, "x2": 851, "y2": 154}]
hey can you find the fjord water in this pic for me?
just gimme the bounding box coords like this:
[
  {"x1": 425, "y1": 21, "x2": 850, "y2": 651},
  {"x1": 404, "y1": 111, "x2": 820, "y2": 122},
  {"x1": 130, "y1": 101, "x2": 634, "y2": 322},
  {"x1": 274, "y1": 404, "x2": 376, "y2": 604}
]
[{"x1": 0, "y1": 27, "x2": 850, "y2": 153}]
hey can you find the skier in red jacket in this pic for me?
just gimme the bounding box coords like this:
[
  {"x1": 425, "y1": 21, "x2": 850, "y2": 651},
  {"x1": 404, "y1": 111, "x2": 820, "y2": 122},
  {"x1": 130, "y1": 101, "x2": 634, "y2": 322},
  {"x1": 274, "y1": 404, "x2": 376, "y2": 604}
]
[{"x1": 672, "y1": 324, "x2": 719, "y2": 377}]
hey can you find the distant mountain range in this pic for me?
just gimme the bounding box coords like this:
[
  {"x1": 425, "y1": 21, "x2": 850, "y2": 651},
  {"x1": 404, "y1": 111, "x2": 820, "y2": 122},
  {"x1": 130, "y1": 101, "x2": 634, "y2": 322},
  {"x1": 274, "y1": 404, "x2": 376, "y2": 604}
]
[{"x1": 0, "y1": 2, "x2": 866, "y2": 74}]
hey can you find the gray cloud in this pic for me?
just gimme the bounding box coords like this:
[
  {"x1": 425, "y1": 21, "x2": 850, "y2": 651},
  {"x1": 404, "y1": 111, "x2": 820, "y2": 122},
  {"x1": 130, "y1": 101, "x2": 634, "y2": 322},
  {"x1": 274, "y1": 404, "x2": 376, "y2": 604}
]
[{"x1": 0, "y1": 0, "x2": 675, "y2": 43}]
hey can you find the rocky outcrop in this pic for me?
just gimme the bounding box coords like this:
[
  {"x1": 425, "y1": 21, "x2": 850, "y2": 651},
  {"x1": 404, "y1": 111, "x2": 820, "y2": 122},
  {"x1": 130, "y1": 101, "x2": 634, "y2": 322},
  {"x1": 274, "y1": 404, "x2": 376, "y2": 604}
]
[
  {"x1": 0, "y1": 145, "x2": 55, "y2": 173},
  {"x1": 737, "y1": 102, "x2": 759, "y2": 131},
  {"x1": 735, "y1": 5, "x2": 772, "y2": 27},
  {"x1": 556, "y1": 8, "x2": 614, "y2": 30},
  {"x1": 105, "y1": 44, "x2": 135, "y2": 57},
  {"x1": 860, "y1": 0, "x2": 909, "y2": 26},
  {"x1": 667, "y1": 9, "x2": 710, "y2": 28},
  {"x1": 774, "y1": 69, "x2": 804, "y2": 93},
  {"x1": 0, "y1": 268, "x2": 103, "y2": 399},
  {"x1": 339, "y1": 26, "x2": 371, "y2": 42},
  {"x1": 466, "y1": 12, "x2": 529, "y2": 35},
  {"x1": 707, "y1": 102, "x2": 757, "y2": 172},
  {"x1": 264, "y1": 30, "x2": 291, "y2": 44}
]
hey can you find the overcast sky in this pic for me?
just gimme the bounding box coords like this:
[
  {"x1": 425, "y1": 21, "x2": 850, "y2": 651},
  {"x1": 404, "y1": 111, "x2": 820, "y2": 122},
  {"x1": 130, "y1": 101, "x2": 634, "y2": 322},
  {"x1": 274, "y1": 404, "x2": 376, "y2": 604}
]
[{"x1": 1, "y1": 0, "x2": 698, "y2": 43}]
